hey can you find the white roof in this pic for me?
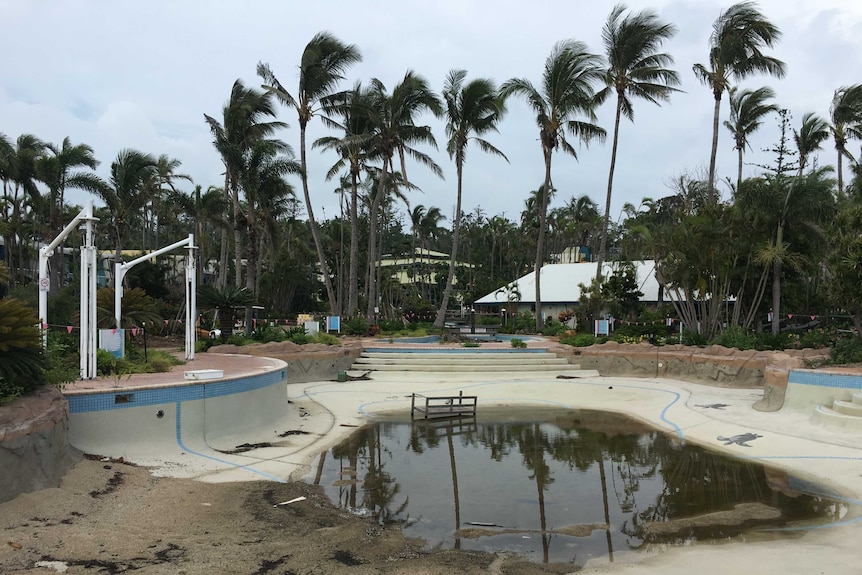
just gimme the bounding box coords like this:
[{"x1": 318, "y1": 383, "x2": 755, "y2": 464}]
[{"x1": 475, "y1": 260, "x2": 669, "y2": 305}]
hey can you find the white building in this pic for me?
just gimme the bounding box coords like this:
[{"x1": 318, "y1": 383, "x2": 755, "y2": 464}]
[{"x1": 474, "y1": 260, "x2": 670, "y2": 321}]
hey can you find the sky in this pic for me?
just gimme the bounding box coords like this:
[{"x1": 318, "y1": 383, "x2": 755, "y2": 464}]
[{"x1": 2, "y1": 0, "x2": 861, "y2": 233}]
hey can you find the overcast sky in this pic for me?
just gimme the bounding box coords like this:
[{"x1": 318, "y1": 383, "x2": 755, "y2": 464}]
[{"x1": 2, "y1": 0, "x2": 861, "y2": 232}]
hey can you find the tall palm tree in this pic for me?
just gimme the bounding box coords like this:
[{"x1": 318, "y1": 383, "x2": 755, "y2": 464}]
[
  {"x1": 596, "y1": 4, "x2": 680, "y2": 273},
  {"x1": 693, "y1": 1, "x2": 785, "y2": 195},
  {"x1": 144, "y1": 154, "x2": 193, "y2": 250},
  {"x1": 94, "y1": 149, "x2": 158, "y2": 270},
  {"x1": 257, "y1": 31, "x2": 362, "y2": 315},
  {"x1": 2, "y1": 135, "x2": 47, "y2": 285},
  {"x1": 313, "y1": 82, "x2": 377, "y2": 317},
  {"x1": 363, "y1": 71, "x2": 443, "y2": 319},
  {"x1": 723, "y1": 86, "x2": 779, "y2": 189},
  {"x1": 205, "y1": 80, "x2": 286, "y2": 289},
  {"x1": 794, "y1": 112, "x2": 830, "y2": 176},
  {"x1": 829, "y1": 84, "x2": 862, "y2": 196},
  {"x1": 501, "y1": 40, "x2": 606, "y2": 330},
  {"x1": 435, "y1": 69, "x2": 507, "y2": 328},
  {"x1": 34, "y1": 137, "x2": 103, "y2": 291}
]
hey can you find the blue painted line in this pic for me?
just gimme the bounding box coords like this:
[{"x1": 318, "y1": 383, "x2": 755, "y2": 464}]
[{"x1": 174, "y1": 401, "x2": 286, "y2": 483}]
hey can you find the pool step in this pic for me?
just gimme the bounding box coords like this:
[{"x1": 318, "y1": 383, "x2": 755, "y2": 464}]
[
  {"x1": 351, "y1": 350, "x2": 584, "y2": 373},
  {"x1": 814, "y1": 405, "x2": 862, "y2": 430}
]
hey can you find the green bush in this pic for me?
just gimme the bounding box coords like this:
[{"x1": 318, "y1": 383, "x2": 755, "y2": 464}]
[
  {"x1": 710, "y1": 326, "x2": 759, "y2": 350},
  {"x1": 561, "y1": 333, "x2": 597, "y2": 347},
  {"x1": 754, "y1": 331, "x2": 796, "y2": 351},
  {"x1": 681, "y1": 330, "x2": 708, "y2": 347},
  {"x1": 252, "y1": 323, "x2": 288, "y2": 343},
  {"x1": 195, "y1": 338, "x2": 214, "y2": 353},
  {"x1": 343, "y1": 316, "x2": 369, "y2": 336},
  {"x1": 226, "y1": 334, "x2": 248, "y2": 346},
  {"x1": 310, "y1": 332, "x2": 340, "y2": 346},
  {"x1": 830, "y1": 337, "x2": 862, "y2": 364},
  {"x1": 463, "y1": 341, "x2": 481, "y2": 348},
  {"x1": 289, "y1": 332, "x2": 310, "y2": 345},
  {"x1": 799, "y1": 329, "x2": 832, "y2": 349},
  {"x1": 510, "y1": 338, "x2": 527, "y2": 349}
]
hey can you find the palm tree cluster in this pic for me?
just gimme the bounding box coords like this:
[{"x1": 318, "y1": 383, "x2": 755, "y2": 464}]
[{"x1": 3, "y1": 2, "x2": 862, "y2": 350}]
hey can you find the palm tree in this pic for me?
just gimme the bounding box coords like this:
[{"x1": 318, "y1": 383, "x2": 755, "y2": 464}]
[
  {"x1": 596, "y1": 4, "x2": 680, "y2": 273},
  {"x1": 94, "y1": 149, "x2": 158, "y2": 270},
  {"x1": 238, "y1": 139, "x2": 298, "y2": 328},
  {"x1": 363, "y1": 71, "x2": 443, "y2": 319},
  {"x1": 723, "y1": 86, "x2": 779, "y2": 189},
  {"x1": 196, "y1": 284, "x2": 254, "y2": 341},
  {"x1": 794, "y1": 112, "x2": 830, "y2": 176},
  {"x1": 205, "y1": 79, "x2": 286, "y2": 289},
  {"x1": 435, "y1": 69, "x2": 507, "y2": 328},
  {"x1": 34, "y1": 137, "x2": 103, "y2": 291},
  {"x1": 1, "y1": 134, "x2": 45, "y2": 285},
  {"x1": 313, "y1": 82, "x2": 377, "y2": 317},
  {"x1": 829, "y1": 84, "x2": 862, "y2": 196},
  {"x1": 693, "y1": 1, "x2": 785, "y2": 195},
  {"x1": 144, "y1": 154, "x2": 193, "y2": 250},
  {"x1": 501, "y1": 40, "x2": 606, "y2": 330},
  {"x1": 257, "y1": 31, "x2": 362, "y2": 314},
  {"x1": 168, "y1": 184, "x2": 230, "y2": 284},
  {"x1": 0, "y1": 295, "x2": 47, "y2": 398}
]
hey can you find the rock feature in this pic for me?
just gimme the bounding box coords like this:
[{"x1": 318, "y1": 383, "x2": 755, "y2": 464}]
[{"x1": 0, "y1": 386, "x2": 80, "y2": 503}]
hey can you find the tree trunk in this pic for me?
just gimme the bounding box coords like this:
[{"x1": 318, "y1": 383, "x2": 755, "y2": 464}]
[
  {"x1": 365, "y1": 170, "x2": 387, "y2": 319},
  {"x1": 597, "y1": 96, "x2": 623, "y2": 276},
  {"x1": 435, "y1": 160, "x2": 463, "y2": 328},
  {"x1": 299, "y1": 123, "x2": 339, "y2": 313},
  {"x1": 837, "y1": 148, "x2": 844, "y2": 198},
  {"x1": 737, "y1": 145, "x2": 743, "y2": 192},
  {"x1": 535, "y1": 150, "x2": 553, "y2": 331},
  {"x1": 771, "y1": 223, "x2": 784, "y2": 336},
  {"x1": 347, "y1": 171, "x2": 360, "y2": 317},
  {"x1": 707, "y1": 90, "x2": 723, "y2": 196}
]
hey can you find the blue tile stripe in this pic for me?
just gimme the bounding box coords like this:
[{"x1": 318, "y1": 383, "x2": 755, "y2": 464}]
[
  {"x1": 67, "y1": 369, "x2": 287, "y2": 414},
  {"x1": 788, "y1": 370, "x2": 862, "y2": 390}
]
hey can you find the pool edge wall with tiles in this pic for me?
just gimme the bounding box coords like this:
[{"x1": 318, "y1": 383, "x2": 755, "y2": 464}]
[
  {"x1": 65, "y1": 361, "x2": 288, "y2": 458},
  {"x1": 785, "y1": 369, "x2": 862, "y2": 411}
]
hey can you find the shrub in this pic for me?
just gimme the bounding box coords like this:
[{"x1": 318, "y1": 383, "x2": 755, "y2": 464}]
[
  {"x1": 252, "y1": 323, "x2": 288, "y2": 343},
  {"x1": 195, "y1": 338, "x2": 214, "y2": 353},
  {"x1": 463, "y1": 341, "x2": 481, "y2": 348},
  {"x1": 799, "y1": 329, "x2": 832, "y2": 349},
  {"x1": 343, "y1": 316, "x2": 368, "y2": 336},
  {"x1": 561, "y1": 333, "x2": 597, "y2": 347},
  {"x1": 226, "y1": 334, "x2": 248, "y2": 346},
  {"x1": 830, "y1": 337, "x2": 862, "y2": 364},
  {"x1": 681, "y1": 330, "x2": 708, "y2": 347},
  {"x1": 289, "y1": 332, "x2": 310, "y2": 345},
  {"x1": 310, "y1": 332, "x2": 340, "y2": 346},
  {"x1": 755, "y1": 332, "x2": 796, "y2": 351},
  {"x1": 510, "y1": 338, "x2": 527, "y2": 349},
  {"x1": 710, "y1": 326, "x2": 758, "y2": 351}
]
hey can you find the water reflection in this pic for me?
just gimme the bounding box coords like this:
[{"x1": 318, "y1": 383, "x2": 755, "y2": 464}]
[{"x1": 312, "y1": 410, "x2": 849, "y2": 566}]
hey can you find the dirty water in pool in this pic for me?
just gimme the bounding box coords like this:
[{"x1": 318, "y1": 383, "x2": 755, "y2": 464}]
[{"x1": 309, "y1": 410, "x2": 852, "y2": 567}]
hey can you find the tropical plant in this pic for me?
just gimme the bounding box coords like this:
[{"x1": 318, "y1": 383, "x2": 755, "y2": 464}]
[
  {"x1": 95, "y1": 287, "x2": 163, "y2": 330},
  {"x1": 362, "y1": 70, "x2": 443, "y2": 318},
  {"x1": 0, "y1": 296, "x2": 47, "y2": 402},
  {"x1": 1, "y1": 134, "x2": 46, "y2": 285},
  {"x1": 435, "y1": 69, "x2": 508, "y2": 328},
  {"x1": 723, "y1": 86, "x2": 779, "y2": 189},
  {"x1": 258, "y1": 31, "x2": 362, "y2": 314},
  {"x1": 794, "y1": 112, "x2": 830, "y2": 176},
  {"x1": 205, "y1": 79, "x2": 287, "y2": 289},
  {"x1": 196, "y1": 284, "x2": 254, "y2": 341},
  {"x1": 693, "y1": 1, "x2": 785, "y2": 195},
  {"x1": 501, "y1": 40, "x2": 606, "y2": 329},
  {"x1": 828, "y1": 84, "x2": 862, "y2": 196},
  {"x1": 596, "y1": 3, "x2": 680, "y2": 270},
  {"x1": 313, "y1": 81, "x2": 377, "y2": 316},
  {"x1": 93, "y1": 149, "x2": 158, "y2": 268},
  {"x1": 34, "y1": 137, "x2": 103, "y2": 291}
]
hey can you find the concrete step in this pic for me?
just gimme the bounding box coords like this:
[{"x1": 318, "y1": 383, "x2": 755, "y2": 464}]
[
  {"x1": 353, "y1": 356, "x2": 571, "y2": 366},
  {"x1": 833, "y1": 399, "x2": 862, "y2": 417},
  {"x1": 360, "y1": 352, "x2": 552, "y2": 359},
  {"x1": 352, "y1": 363, "x2": 584, "y2": 373},
  {"x1": 852, "y1": 392, "x2": 862, "y2": 405},
  {"x1": 813, "y1": 405, "x2": 862, "y2": 430}
]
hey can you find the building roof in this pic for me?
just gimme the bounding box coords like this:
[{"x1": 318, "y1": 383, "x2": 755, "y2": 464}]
[{"x1": 475, "y1": 260, "x2": 669, "y2": 305}]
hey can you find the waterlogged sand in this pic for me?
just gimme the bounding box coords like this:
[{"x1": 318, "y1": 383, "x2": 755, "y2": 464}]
[{"x1": 2, "y1": 457, "x2": 861, "y2": 575}]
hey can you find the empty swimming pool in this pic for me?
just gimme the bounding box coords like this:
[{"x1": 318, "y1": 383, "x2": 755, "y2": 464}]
[{"x1": 310, "y1": 409, "x2": 851, "y2": 566}]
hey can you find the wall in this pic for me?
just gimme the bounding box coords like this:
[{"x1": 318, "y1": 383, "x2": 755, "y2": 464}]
[{"x1": 206, "y1": 340, "x2": 363, "y2": 383}]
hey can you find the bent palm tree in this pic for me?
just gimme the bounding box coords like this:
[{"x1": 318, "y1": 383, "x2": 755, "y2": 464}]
[
  {"x1": 723, "y1": 86, "x2": 779, "y2": 189},
  {"x1": 501, "y1": 40, "x2": 606, "y2": 330},
  {"x1": 363, "y1": 71, "x2": 443, "y2": 319},
  {"x1": 596, "y1": 3, "x2": 680, "y2": 273},
  {"x1": 794, "y1": 112, "x2": 830, "y2": 176},
  {"x1": 435, "y1": 69, "x2": 507, "y2": 328},
  {"x1": 829, "y1": 85, "x2": 862, "y2": 196},
  {"x1": 694, "y1": 1, "x2": 785, "y2": 195},
  {"x1": 258, "y1": 32, "x2": 362, "y2": 314}
]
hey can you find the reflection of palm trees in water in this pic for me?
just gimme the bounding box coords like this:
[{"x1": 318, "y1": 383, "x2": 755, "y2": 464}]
[{"x1": 518, "y1": 424, "x2": 554, "y2": 563}]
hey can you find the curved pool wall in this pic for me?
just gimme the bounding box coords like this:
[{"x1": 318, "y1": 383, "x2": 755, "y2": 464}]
[{"x1": 66, "y1": 361, "x2": 289, "y2": 466}]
